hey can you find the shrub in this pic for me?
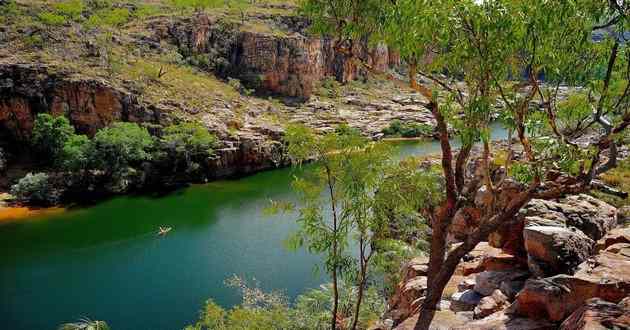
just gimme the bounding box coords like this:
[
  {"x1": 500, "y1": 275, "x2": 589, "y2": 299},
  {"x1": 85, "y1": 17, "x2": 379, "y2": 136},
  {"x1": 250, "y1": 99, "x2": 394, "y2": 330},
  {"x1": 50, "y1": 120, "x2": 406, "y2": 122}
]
[
  {"x1": 161, "y1": 122, "x2": 216, "y2": 157},
  {"x1": 381, "y1": 120, "x2": 433, "y2": 138},
  {"x1": 91, "y1": 122, "x2": 153, "y2": 172},
  {"x1": 86, "y1": 7, "x2": 130, "y2": 27},
  {"x1": 31, "y1": 113, "x2": 76, "y2": 162},
  {"x1": 10, "y1": 173, "x2": 61, "y2": 205},
  {"x1": 53, "y1": 0, "x2": 84, "y2": 20},
  {"x1": 60, "y1": 134, "x2": 91, "y2": 171},
  {"x1": 38, "y1": 11, "x2": 67, "y2": 26}
]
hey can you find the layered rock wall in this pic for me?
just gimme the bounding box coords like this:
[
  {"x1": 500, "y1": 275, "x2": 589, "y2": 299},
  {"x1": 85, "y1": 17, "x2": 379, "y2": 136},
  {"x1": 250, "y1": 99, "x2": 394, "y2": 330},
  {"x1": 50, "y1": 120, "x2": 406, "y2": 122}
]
[{"x1": 157, "y1": 14, "x2": 399, "y2": 98}]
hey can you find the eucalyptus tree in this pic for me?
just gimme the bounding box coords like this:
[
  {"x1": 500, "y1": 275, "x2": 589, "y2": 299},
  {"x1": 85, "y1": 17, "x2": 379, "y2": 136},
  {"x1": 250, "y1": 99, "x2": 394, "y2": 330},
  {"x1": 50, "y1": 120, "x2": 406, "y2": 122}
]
[
  {"x1": 275, "y1": 124, "x2": 391, "y2": 330},
  {"x1": 301, "y1": 0, "x2": 630, "y2": 329},
  {"x1": 273, "y1": 124, "x2": 442, "y2": 330}
]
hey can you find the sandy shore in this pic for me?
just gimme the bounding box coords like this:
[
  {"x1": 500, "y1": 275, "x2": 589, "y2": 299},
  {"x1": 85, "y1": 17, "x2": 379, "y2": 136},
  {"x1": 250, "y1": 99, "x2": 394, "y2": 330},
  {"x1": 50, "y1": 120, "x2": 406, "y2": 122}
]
[{"x1": 0, "y1": 193, "x2": 64, "y2": 222}]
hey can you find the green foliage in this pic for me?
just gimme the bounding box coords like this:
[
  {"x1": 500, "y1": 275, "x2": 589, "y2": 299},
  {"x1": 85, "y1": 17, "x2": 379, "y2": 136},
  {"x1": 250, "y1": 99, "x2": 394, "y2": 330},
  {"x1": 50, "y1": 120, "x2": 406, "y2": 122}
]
[
  {"x1": 382, "y1": 120, "x2": 434, "y2": 138},
  {"x1": 169, "y1": 0, "x2": 223, "y2": 13},
  {"x1": 91, "y1": 122, "x2": 153, "y2": 172},
  {"x1": 556, "y1": 93, "x2": 592, "y2": 133},
  {"x1": 54, "y1": 0, "x2": 85, "y2": 20},
  {"x1": 24, "y1": 34, "x2": 44, "y2": 48},
  {"x1": 317, "y1": 77, "x2": 342, "y2": 98},
  {"x1": 0, "y1": 0, "x2": 21, "y2": 25},
  {"x1": 60, "y1": 134, "x2": 91, "y2": 171},
  {"x1": 186, "y1": 276, "x2": 386, "y2": 330},
  {"x1": 157, "y1": 122, "x2": 217, "y2": 174},
  {"x1": 162, "y1": 122, "x2": 217, "y2": 158},
  {"x1": 10, "y1": 173, "x2": 59, "y2": 205},
  {"x1": 32, "y1": 114, "x2": 76, "y2": 162},
  {"x1": 38, "y1": 11, "x2": 67, "y2": 26},
  {"x1": 86, "y1": 7, "x2": 130, "y2": 27}
]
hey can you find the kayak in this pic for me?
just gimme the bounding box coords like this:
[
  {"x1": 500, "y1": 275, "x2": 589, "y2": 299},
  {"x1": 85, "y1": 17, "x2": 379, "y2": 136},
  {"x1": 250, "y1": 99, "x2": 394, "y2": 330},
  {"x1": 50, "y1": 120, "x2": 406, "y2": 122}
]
[{"x1": 158, "y1": 227, "x2": 172, "y2": 236}]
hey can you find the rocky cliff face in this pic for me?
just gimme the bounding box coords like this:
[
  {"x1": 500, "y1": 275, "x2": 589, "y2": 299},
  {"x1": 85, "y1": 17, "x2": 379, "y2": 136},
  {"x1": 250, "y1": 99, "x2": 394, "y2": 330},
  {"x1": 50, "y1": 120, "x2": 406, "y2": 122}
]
[
  {"x1": 155, "y1": 13, "x2": 399, "y2": 98},
  {"x1": 0, "y1": 63, "x2": 154, "y2": 141},
  {"x1": 0, "y1": 62, "x2": 288, "y2": 184}
]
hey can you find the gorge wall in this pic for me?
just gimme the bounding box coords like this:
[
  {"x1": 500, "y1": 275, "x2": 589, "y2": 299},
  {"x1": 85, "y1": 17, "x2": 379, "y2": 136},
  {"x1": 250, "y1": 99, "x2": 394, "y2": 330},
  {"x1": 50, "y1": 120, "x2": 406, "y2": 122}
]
[{"x1": 153, "y1": 13, "x2": 399, "y2": 99}]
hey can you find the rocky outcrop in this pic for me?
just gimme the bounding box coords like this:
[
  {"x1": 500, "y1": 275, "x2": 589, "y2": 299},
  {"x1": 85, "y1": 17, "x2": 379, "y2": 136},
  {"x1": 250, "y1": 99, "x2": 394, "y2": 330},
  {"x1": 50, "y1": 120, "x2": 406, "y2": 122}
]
[
  {"x1": 523, "y1": 226, "x2": 594, "y2": 277},
  {"x1": 156, "y1": 14, "x2": 399, "y2": 98},
  {"x1": 388, "y1": 193, "x2": 627, "y2": 330},
  {"x1": 452, "y1": 310, "x2": 556, "y2": 330},
  {"x1": 559, "y1": 298, "x2": 630, "y2": 330},
  {"x1": 0, "y1": 62, "x2": 153, "y2": 142},
  {"x1": 595, "y1": 227, "x2": 630, "y2": 252},
  {"x1": 516, "y1": 248, "x2": 630, "y2": 321},
  {"x1": 489, "y1": 194, "x2": 617, "y2": 260}
]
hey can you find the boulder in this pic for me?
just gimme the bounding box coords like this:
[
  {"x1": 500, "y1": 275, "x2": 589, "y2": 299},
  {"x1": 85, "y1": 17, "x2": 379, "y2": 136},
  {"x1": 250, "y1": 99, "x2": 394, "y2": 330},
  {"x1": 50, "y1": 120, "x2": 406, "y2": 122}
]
[
  {"x1": 517, "y1": 249, "x2": 630, "y2": 322},
  {"x1": 561, "y1": 194, "x2": 617, "y2": 241},
  {"x1": 595, "y1": 227, "x2": 630, "y2": 253},
  {"x1": 604, "y1": 243, "x2": 630, "y2": 255},
  {"x1": 473, "y1": 270, "x2": 529, "y2": 296},
  {"x1": 393, "y1": 311, "x2": 468, "y2": 330},
  {"x1": 450, "y1": 289, "x2": 483, "y2": 312},
  {"x1": 498, "y1": 280, "x2": 525, "y2": 301},
  {"x1": 474, "y1": 290, "x2": 509, "y2": 319},
  {"x1": 523, "y1": 226, "x2": 594, "y2": 277},
  {"x1": 451, "y1": 310, "x2": 555, "y2": 330},
  {"x1": 457, "y1": 277, "x2": 476, "y2": 292},
  {"x1": 489, "y1": 195, "x2": 617, "y2": 256},
  {"x1": 559, "y1": 298, "x2": 630, "y2": 330},
  {"x1": 480, "y1": 253, "x2": 526, "y2": 272}
]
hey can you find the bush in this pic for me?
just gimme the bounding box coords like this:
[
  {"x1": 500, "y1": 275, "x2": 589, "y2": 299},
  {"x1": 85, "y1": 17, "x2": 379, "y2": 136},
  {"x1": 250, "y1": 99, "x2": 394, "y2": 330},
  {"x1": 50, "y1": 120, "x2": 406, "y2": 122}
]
[
  {"x1": 10, "y1": 173, "x2": 61, "y2": 205},
  {"x1": 381, "y1": 120, "x2": 434, "y2": 138},
  {"x1": 86, "y1": 7, "x2": 130, "y2": 27},
  {"x1": 161, "y1": 122, "x2": 216, "y2": 157},
  {"x1": 91, "y1": 122, "x2": 153, "y2": 172},
  {"x1": 60, "y1": 134, "x2": 91, "y2": 171},
  {"x1": 53, "y1": 0, "x2": 84, "y2": 20},
  {"x1": 31, "y1": 113, "x2": 76, "y2": 162},
  {"x1": 38, "y1": 11, "x2": 67, "y2": 26}
]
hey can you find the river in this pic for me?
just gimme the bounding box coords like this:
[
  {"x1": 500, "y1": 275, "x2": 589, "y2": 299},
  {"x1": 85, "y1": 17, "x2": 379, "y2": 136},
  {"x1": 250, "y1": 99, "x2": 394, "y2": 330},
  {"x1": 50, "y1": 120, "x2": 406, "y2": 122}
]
[{"x1": 0, "y1": 124, "x2": 508, "y2": 330}]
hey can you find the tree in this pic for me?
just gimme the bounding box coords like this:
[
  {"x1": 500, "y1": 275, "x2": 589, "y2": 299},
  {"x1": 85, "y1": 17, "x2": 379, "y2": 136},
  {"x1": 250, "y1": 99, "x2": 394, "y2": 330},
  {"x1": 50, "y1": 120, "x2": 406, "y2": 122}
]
[
  {"x1": 303, "y1": 0, "x2": 630, "y2": 329},
  {"x1": 90, "y1": 122, "x2": 153, "y2": 173},
  {"x1": 31, "y1": 113, "x2": 76, "y2": 163},
  {"x1": 158, "y1": 122, "x2": 217, "y2": 174},
  {"x1": 272, "y1": 124, "x2": 436, "y2": 330},
  {"x1": 60, "y1": 134, "x2": 91, "y2": 171}
]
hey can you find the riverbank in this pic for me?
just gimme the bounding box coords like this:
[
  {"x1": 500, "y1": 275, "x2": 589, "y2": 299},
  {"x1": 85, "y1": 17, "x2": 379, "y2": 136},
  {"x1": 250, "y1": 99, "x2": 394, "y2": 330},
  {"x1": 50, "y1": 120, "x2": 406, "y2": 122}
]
[{"x1": 0, "y1": 193, "x2": 65, "y2": 222}]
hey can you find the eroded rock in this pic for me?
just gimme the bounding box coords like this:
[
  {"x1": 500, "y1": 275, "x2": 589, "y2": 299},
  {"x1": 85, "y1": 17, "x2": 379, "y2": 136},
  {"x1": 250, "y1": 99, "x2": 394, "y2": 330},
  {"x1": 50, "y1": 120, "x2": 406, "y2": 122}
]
[
  {"x1": 524, "y1": 226, "x2": 594, "y2": 277},
  {"x1": 473, "y1": 270, "x2": 529, "y2": 296},
  {"x1": 517, "y1": 249, "x2": 630, "y2": 322},
  {"x1": 559, "y1": 298, "x2": 630, "y2": 330}
]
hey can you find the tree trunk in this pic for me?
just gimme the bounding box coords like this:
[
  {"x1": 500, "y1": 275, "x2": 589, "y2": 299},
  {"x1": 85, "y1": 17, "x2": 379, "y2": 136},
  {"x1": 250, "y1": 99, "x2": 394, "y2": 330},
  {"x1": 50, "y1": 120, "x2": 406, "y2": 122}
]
[
  {"x1": 351, "y1": 236, "x2": 370, "y2": 330},
  {"x1": 326, "y1": 166, "x2": 340, "y2": 330}
]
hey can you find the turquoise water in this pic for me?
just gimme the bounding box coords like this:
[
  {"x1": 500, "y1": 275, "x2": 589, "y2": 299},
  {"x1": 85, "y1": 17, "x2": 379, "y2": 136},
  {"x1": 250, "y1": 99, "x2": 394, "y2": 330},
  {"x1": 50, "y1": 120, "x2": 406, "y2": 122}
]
[{"x1": 0, "y1": 124, "x2": 508, "y2": 330}]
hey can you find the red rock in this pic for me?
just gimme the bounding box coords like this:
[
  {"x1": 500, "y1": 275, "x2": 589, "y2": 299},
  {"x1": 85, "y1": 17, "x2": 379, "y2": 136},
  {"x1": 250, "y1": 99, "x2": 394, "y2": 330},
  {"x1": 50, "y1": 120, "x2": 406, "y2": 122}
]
[
  {"x1": 473, "y1": 270, "x2": 529, "y2": 296},
  {"x1": 516, "y1": 250, "x2": 630, "y2": 322},
  {"x1": 451, "y1": 310, "x2": 555, "y2": 330},
  {"x1": 559, "y1": 298, "x2": 630, "y2": 330},
  {"x1": 595, "y1": 227, "x2": 630, "y2": 253},
  {"x1": 524, "y1": 226, "x2": 594, "y2": 277},
  {"x1": 474, "y1": 290, "x2": 509, "y2": 319}
]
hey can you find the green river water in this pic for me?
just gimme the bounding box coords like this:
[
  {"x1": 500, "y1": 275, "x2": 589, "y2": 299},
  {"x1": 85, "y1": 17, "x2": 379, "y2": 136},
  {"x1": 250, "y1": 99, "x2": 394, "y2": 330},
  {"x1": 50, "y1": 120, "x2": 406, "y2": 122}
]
[{"x1": 0, "y1": 124, "x2": 508, "y2": 330}]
